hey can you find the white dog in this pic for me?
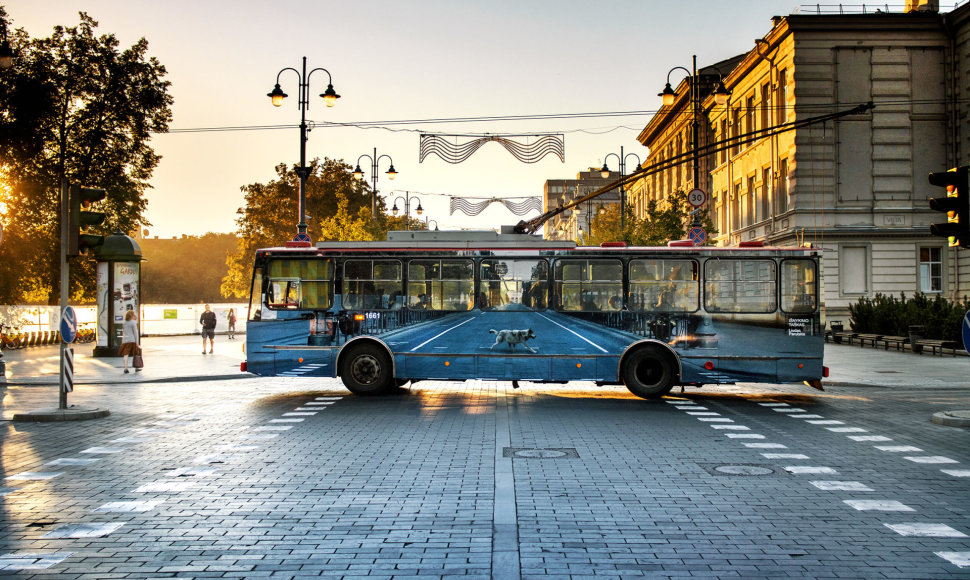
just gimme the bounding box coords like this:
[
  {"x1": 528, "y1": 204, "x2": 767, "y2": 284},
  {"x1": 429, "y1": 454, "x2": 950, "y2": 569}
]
[{"x1": 489, "y1": 328, "x2": 537, "y2": 353}]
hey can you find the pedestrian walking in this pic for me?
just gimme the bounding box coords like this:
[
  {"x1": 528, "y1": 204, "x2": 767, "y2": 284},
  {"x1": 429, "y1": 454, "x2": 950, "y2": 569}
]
[
  {"x1": 227, "y1": 308, "x2": 237, "y2": 339},
  {"x1": 200, "y1": 304, "x2": 216, "y2": 354},
  {"x1": 119, "y1": 310, "x2": 141, "y2": 373}
]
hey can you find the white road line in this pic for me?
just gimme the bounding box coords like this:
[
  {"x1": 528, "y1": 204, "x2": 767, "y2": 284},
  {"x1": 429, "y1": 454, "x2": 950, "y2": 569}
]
[
  {"x1": 936, "y1": 551, "x2": 970, "y2": 568},
  {"x1": 0, "y1": 553, "x2": 73, "y2": 571},
  {"x1": 773, "y1": 408, "x2": 807, "y2": 413},
  {"x1": 744, "y1": 443, "x2": 787, "y2": 448},
  {"x1": 809, "y1": 481, "x2": 872, "y2": 491},
  {"x1": 764, "y1": 453, "x2": 810, "y2": 459},
  {"x1": 711, "y1": 425, "x2": 750, "y2": 430},
  {"x1": 42, "y1": 523, "x2": 124, "y2": 539},
  {"x1": 727, "y1": 433, "x2": 766, "y2": 439},
  {"x1": 806, "y1": 420, "x2": 844, "y2": 425},
  {"x1": 848, "y1": 435, "x2": 893, "y2": 442},
  {"x1": 843, "y1": 500, "x2": 914, "y2": 511},
  {"x1": 785, "y1": 466, "x2": 837, "y2": 474},
  {"x1": 827, "y1": 427, "x2": 868, "y2": 433},
  {"x1": 904, "y1": 456, "x2": 958, "y2": 464},
  {"x1": 5, "y1": 472, "x2": 62, "y2": 481},
  {"x1": 875, "y1": 445, "x2": 921, "y2": 452},
  {"x1": 134, "y1": 481, "x2": 195, "y2": 493},
  {"x1": 941, "y1": 469, "x2": 970, "y2": 477},
  {"x1": 536, "y1": 313, "x2": 608, "y2": 353},
  {"x1": 885, "y1": 523, "x2": 967, "y2": 537},
  {"x1": 410, "y1": 316, "x2": 478, "y2": 352}
]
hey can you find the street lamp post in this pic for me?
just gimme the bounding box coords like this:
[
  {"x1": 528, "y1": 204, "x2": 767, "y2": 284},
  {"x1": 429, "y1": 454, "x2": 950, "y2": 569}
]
[
  {"x1": 600, "y1": 146, "x2": 642, "y2": 232},
  {"x1": 353, "y1": 149, "x2": 397, "y2": 217},
  {"x1": 659, "y1": 55, "x2": 730, "y2": 224},
  {"x1": 425, "y1": 219, "x2": 439, "y2": 231},
  {"x1": 390, "y1": 193, "x2": 423, "y2": 231},
  {"x1": 267, "y1": 56, "x2": 340, "y2": 242}
]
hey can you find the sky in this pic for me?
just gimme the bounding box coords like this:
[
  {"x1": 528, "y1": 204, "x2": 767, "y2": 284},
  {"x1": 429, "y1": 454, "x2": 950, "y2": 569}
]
[{"x1": 5, "y1": 0, "x2": 805, "y2": 238}]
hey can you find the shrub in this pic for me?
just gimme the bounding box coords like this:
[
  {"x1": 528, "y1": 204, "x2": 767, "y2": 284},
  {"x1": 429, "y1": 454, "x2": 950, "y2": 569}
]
[{"x1": 848, "y1": 293, "x2": 969, "y2": 341}]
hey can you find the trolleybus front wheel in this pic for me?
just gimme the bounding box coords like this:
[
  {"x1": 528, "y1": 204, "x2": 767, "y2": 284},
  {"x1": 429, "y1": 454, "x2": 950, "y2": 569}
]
[
  {"x1": 340, "y1": 343, "x2": 394, "y2": 396},
  {"x1": 622, "y1": 346, "x2": 676, "y2": 399}
]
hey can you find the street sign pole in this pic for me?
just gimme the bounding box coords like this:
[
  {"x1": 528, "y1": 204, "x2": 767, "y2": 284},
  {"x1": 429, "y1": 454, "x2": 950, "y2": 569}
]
[{"x1": 59, "y1": 180, "x2": 70, "y2": 410}]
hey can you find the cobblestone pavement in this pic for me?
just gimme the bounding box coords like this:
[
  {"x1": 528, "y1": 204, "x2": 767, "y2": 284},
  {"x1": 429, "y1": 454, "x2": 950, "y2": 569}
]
[{"x1": 1, "y1": 370, "x2": 969, "y2": 577}]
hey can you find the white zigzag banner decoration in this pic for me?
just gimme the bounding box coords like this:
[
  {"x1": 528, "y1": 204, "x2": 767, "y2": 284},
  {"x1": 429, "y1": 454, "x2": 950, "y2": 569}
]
[
  {"x1": 450, "y1": 197, "x2": 542, "y2": 216},
  {"x1": 420, "y1": 134, "x2": 565, "y2": 164}
]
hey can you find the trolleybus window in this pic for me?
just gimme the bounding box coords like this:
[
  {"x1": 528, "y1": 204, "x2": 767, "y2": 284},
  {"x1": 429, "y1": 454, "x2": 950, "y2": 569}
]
[
  {"x1": 704, "y1": 259, "x2": 776, "y2": 313},
  {"x1": 248, "y1": 267, "x2": 263, "y2": 321},
  {"x1": 554, "y1": 259, "x2": 622, "y2": 312},
  {"x1": 781, "y1": 259, "x2": 817, "y2": 313},
  {"x1": 480, "y1": 259, "x2": 548, "y2": 310},
  {"x1": 266, "y1": 259, "x2": 332, "y2": 310},
  {"x1": 407, "y1": 259, "x2": 474, "y2": 311},
  {"x1": 629, "y1": 259, "x2": 699, "y2": 312},
  {"x1": 343, "y1": 260, "x2": 403, "y2": 310}
]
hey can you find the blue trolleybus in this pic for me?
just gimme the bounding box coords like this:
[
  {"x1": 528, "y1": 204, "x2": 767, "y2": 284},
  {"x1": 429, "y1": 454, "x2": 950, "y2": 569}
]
[{"x1": 242, "y1": 230, "x2": 826, "y2": 398}]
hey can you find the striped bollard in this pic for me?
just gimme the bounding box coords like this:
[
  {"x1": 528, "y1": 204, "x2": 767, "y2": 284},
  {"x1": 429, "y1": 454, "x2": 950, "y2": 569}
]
[{"x1": 62, "y1": 346, "x2": 74, "y2": 393}]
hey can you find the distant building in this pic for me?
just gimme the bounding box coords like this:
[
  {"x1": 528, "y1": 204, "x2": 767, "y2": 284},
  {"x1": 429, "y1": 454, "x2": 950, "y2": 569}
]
[
  {"x1": 632, "y1": 0, "x2": 970, "y2": 319},
  {"x1": 543, "y1": 169, "x2": 622, "y2": 241}
]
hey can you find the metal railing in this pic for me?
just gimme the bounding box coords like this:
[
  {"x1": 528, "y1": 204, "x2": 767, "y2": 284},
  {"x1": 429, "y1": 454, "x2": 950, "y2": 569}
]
[{"x1": 794, "y1": 2, "x2": 964, "y2": 14}]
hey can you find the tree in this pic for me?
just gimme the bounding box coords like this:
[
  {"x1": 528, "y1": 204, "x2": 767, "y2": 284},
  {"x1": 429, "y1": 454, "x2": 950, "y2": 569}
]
[
  {"x1": 0, "y1": 9, "x2": 173, "y2": 304},
  {"x1": 222, "y1": 158, "x2": 416, "y2": 298},
  {"x1": 580, "y1": 192, "x2": 717, "y2": 247},
  {"x1": 140, "y1": 233, "x2": 239, "y2": 304}
]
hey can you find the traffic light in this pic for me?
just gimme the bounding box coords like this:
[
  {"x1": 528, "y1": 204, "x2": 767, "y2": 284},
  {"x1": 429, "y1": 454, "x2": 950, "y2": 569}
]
[
  {"x1": 68, "y1": 184, "x2": 107, "y2": 256},
  {"x1": 928, "y1": 166, "x2": 969, "y2": 249}
]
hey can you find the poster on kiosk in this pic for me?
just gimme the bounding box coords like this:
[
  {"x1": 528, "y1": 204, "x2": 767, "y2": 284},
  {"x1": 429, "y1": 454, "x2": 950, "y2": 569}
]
[{"x1": 96, "y1": 261, "x2": 140, "y2": 348}]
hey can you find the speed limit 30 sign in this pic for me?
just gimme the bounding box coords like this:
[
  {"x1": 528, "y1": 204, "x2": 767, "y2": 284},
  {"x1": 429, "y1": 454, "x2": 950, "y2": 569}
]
[{"x1": 687, "y1": 189, "x2": 707, "y2": 207}]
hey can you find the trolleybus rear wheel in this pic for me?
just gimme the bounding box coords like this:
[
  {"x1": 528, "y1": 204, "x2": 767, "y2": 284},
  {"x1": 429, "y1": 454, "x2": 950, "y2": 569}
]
[
  {"x1": 340, "y1": 343, "x2": 393, "y2": 396},
  {"x1": 622, "y1": 346, "x2": 676, "y2": 399}
]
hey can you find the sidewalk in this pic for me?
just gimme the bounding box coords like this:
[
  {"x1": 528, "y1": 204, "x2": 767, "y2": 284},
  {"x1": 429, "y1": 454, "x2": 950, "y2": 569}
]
[
  {"x1": 1, "y1": 334, "x2": 966, "y2": 389},
  {"x1": 0, "y1": 334, "x2": 248, "y2": 385}
]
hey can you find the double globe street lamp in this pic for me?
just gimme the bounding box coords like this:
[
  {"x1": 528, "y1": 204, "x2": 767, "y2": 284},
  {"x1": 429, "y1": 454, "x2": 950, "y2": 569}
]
[
  {"x1": 353, "y1": 149, "x2": 397, "y2": 217},
  {"x1": 267, "y1": 56, "x2": 340, "y2": 242},
  {"x1": 658, "y1": 55, "x2": 730, "y2": 207},
  {"x1": 390, "y1": 193, "x2": 423, "y2": 231},
  {"x1": 599, "y1": 147, "x2": 641, "y2": 231}
]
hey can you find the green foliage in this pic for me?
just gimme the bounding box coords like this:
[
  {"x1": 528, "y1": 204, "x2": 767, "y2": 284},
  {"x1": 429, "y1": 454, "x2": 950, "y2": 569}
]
[
  {"x1": 221, "y1": 158, "x2": 408, "y2": 299},
  {"x1": 0, "y1": 9, "x2": 172, "y2": 304},
  {"x1": 848, "y1": 292, "x2": 970, "y2": 341},
  {"x1": 140, "y1": 233, "x2": 238, "y2": 304},
  {"x1": 580, "y1": 191, "x2": 717, "y2": 247}
]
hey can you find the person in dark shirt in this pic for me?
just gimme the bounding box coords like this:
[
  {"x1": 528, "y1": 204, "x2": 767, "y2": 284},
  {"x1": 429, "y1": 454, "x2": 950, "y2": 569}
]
[{"x1": 200, "y1": 303, "x2": 217, "y2": 354}]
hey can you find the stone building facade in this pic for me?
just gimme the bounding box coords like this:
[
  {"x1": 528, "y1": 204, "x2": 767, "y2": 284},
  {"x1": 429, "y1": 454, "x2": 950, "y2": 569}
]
[{"x1": 634, "y1": 1, "x2": 970, "y2": 320}]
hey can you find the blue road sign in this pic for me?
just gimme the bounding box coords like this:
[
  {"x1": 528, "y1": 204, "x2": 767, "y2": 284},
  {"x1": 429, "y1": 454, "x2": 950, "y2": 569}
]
[
  {"x1": 60, "y1": 306, "x2": 78, "y2": 343},
  {"x1": 292, "y1": 232, "x2": 312, "y2": 243},
  {"x1": 688, "y1": 226, "x2": 706, "y2": 245},
  {"x1": 962, "y1": 309, "x2": 970, "y2": 354}
]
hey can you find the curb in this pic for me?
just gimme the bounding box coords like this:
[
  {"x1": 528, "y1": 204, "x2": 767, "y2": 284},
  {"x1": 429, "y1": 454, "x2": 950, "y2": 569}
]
[
  {"x1": 0, "y1": 374, "x2": 253, "y2": 386},
  {"x1": 931, "y1": 410, "x2": 970, "y2": 428},
  {"x1": 11, "y1": 406, "x2": 111, "y2": 422}
]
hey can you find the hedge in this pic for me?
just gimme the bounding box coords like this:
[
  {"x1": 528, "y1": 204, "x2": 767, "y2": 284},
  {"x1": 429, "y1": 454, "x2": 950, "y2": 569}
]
[{"x1": 848, "y1": 293, "x2": 969, "y2": 342}]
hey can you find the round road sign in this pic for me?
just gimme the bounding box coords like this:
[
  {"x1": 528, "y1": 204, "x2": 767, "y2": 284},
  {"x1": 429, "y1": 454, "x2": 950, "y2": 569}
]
[
  {"x1": 688, "y1": 226, "x2": 707, "y2": 245},
  {"x1": 687, "y1": 188, "x2": 707, "y2": 207},
  {"x1": 61, "y1": 306, "x2": 78, "y2": 343}
]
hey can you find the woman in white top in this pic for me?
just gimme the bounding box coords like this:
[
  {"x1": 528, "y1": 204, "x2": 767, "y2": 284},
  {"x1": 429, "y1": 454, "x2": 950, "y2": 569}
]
[{"x1": 119, "y1": 309, "x2": 141, "y2": 373}]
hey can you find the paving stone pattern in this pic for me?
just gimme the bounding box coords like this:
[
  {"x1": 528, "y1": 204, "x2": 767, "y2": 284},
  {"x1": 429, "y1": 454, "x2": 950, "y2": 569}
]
[{"x1": 0, "y1": 377, "x2": 968, "y2": 578}]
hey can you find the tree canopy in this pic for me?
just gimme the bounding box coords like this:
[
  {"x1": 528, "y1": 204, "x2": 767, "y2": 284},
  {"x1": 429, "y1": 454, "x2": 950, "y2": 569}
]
[
  {"x1": 221, "y1": 158, "x2": 422, "y2": 299},
  {"x1": 579, "y1": 192, "x2": 717, "y2": 247},
  {"x1": 0, "y1": 9, "x2": 172, "y2": 304}
]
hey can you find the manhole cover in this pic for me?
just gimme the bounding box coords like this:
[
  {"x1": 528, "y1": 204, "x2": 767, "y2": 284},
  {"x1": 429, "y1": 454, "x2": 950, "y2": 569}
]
[
  {"x1": 699, "y1": 463, "x2": 776, "y2": 476},
  {"x1": 503, "y1": 447, "x2": 580, "y2": 458},
  {"x1": 714, "y1": 465, "x2": 774, "y2": 475}
]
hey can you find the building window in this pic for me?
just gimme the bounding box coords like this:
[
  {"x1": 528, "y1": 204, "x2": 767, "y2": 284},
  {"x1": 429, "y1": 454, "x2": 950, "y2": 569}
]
[
  {"x1": 840, "y1": 245, "x2": 869, "y2": 295},
  {"x1": 744, "y1": 175, "x2": 756, "y2": 227},
  {"x1": 732, "y1": 107, "x2": 741, "y2": 157},
  {"x1": 760, "y1": 167, "x2": 771, "y2": 222},
  {"x1": 919, "y1": 247, "x2": 943, "y2": 293},
  {"x1": 777, "y1": 158, "x2": 789, "y2": 214},
  {"x1": 745, "y1": 95, "x2": 755, "y2": 136},
  {"x1": 720, "y1": 190, "x2": 728, "y2": 235},
  {"x1": 776, "y1": 68, "x2": 788, "y2": 125},
  {"x1": 732, "y1": 182, "x2": 741, "y2": 231},
  {"x1": 761, "y1": 82, "x2": 771, "y2": 132}
]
